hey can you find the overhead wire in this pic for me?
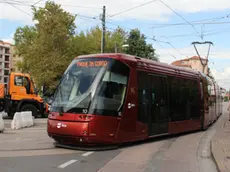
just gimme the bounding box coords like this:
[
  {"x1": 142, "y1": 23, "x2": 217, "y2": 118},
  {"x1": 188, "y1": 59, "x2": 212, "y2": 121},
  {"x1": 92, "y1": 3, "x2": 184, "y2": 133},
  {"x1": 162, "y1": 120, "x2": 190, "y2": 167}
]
[
  {"x1": 32, "y1": 0, "x2": 43, "y2": 6},
  {"x1": 158, "y1": 0, "x2": 202, "y2": 39},
  {"x1": 203, "y1": 27, "x2": 230, "y2": 36},
  {"x1": 1, "y1": 0, "x2": 32, "y2": 16},
  {"x1": 2, "y1": 0, "x2": 225, "y2": 64},
  {"x1": 0, "y1": 0, "x2": 102, "y2": 10},
  {"x1": 151, "y1": 21, "x2": 230, "y2": 28},
  {"x1": 151, "y1": 13, "x2": 230, "y2": 29},
  {"x1": 153, "y1": 41, "x2": 177, "y2": 60},
  {"x1": 108, "y1": 0, "x2": 157, "y2": 18}
]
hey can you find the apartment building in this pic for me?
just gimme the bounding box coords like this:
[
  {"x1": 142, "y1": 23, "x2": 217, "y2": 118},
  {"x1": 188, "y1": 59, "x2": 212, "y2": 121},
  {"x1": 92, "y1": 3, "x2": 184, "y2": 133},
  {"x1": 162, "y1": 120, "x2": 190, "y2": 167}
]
[
  {"x1": 11, "y1": 45, "x2": 23, "y2": 73},
  {"x1": 171, "y1": 56, "x2": 208, "y2": 75},
  {"x1": 0, "y1": 40, "x2": 11, "y2": 84}
]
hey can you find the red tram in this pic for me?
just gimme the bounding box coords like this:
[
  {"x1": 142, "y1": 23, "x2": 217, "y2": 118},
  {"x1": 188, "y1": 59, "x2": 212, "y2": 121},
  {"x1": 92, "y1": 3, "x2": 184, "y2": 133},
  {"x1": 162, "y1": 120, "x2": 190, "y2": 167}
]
[{"x1": 47, "y1": 53, "x2": 222, "y2": 146}]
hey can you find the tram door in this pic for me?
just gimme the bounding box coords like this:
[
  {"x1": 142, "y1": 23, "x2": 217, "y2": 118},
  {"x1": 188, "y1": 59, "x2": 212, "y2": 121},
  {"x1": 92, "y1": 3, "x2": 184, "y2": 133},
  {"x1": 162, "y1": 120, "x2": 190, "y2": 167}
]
[{"x1": 148, "y1": 74, "x2": 169, "y2": 136}]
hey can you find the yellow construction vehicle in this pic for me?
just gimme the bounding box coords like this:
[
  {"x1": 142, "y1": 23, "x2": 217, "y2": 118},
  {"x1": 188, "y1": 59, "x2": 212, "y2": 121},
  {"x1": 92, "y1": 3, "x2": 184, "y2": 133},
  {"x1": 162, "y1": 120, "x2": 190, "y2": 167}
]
[{"x1": 0, "y1": 72, "x2": 46, "y2": 118}]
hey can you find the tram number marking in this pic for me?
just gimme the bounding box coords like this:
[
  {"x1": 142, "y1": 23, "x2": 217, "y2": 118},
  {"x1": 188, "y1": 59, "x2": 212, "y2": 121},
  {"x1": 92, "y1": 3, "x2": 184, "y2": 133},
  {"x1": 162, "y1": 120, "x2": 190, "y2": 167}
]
[{"x1": 83, "y1": 109, "x2": 88, "y2": 114}]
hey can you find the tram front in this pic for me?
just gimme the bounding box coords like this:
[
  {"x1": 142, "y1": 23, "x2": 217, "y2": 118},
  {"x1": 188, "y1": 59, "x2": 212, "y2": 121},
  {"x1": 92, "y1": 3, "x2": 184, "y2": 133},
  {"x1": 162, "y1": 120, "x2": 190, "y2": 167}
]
[{"x1": 47, "y1": 56, "x2": 130, "y2": 146}]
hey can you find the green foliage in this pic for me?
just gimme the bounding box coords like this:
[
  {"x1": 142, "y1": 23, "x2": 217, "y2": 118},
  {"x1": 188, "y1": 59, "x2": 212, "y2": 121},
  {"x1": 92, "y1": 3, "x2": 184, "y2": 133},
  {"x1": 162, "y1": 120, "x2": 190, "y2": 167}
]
[
  {"x1": 124, "y1": 29, "x2": 158, "y2": 61},
  {"x1": 14, "y1": 1, "x2": 158, "y2": 92},
  {"x1": 14, "y1": 1, "x2": 76, "y2": 90}
]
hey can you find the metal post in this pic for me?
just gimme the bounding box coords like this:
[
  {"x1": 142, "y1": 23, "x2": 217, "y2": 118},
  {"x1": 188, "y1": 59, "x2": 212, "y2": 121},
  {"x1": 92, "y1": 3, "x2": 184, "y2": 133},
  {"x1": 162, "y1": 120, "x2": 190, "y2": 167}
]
[
  {"x1": 101, "y1": 6, "x2": 106, "y2": 53},
  {"x1": 192, "y1": 41, "x2": 213, "y2": 74},
  {"x1": 115, "y1": 42, "x2": 117, "y2": 53}
]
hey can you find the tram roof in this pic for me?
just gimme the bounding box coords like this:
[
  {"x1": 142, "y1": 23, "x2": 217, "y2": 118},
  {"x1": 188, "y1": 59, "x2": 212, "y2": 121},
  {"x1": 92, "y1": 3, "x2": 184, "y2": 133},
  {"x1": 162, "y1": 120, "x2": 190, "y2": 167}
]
[{"x1": 76, "y1": 53, "x2": 200, "y2": 75}]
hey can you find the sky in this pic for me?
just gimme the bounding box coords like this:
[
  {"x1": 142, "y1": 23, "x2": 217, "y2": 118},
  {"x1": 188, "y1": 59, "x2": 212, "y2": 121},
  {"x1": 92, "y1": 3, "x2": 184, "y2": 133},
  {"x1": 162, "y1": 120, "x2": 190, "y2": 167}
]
[{"x1": 1, "y1": 0, "x2": 230, "y2": 89}]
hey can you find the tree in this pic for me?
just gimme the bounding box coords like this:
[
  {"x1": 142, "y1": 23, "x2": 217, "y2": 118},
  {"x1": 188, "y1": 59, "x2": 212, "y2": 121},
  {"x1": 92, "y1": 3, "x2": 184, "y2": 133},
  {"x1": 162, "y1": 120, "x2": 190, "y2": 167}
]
[
  {"x1": 105, "y1": 27, "x2": 127, "y2": 53},
  {"x1": 124, "y1": 29, "x2": 158, "y2": 61},
  {"x1": 14, "y1": 1, "x2": 76, "y2": 90},
  {"x1": 14, "y1": 1, "x2": 158, "y2": 92},
  {"x1": 67, "y1": 26, "x2": 127, "y2": 57}
]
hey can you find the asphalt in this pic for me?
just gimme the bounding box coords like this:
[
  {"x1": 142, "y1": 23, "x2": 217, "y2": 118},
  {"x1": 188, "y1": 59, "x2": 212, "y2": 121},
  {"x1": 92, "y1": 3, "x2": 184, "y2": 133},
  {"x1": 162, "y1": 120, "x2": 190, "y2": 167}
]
[
  {"x1": 0, "y1": 103, "x2": 227, "y2": 172},
  {"x1": 0, "y1": 150, "x2": 121, "y2": 172}
]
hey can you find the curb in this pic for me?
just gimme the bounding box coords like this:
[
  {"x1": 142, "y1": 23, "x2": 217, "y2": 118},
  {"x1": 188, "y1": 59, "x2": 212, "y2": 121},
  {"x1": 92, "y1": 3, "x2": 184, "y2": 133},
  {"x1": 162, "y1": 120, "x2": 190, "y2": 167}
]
[{"x1": 210, "y1": 140, "x2": 221, "y2": 172}]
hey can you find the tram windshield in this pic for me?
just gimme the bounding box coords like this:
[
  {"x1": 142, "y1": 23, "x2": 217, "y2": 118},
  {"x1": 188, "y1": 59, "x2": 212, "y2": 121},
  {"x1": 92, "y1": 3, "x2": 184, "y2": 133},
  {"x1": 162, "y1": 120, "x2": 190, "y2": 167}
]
[{"x1": 51, "y1": 58, "x2": 130, "y2": 116}]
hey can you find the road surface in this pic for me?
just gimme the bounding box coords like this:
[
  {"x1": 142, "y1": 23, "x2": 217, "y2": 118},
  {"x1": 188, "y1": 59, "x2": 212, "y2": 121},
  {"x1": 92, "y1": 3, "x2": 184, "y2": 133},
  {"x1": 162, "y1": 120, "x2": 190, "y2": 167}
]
[{"x1": 0, "y1": 103, "x2": 227, "y2": 172}]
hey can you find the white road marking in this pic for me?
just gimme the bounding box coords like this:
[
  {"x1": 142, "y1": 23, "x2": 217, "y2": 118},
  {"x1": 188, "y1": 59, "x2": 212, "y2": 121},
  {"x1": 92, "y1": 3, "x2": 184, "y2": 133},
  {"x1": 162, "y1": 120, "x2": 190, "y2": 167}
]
[
  {"x1": 58, "y1": 160, "x2": 78, "y2": 168},
  {"x1": 82, "y1": 151, "x2": 94, "y2": 157}
]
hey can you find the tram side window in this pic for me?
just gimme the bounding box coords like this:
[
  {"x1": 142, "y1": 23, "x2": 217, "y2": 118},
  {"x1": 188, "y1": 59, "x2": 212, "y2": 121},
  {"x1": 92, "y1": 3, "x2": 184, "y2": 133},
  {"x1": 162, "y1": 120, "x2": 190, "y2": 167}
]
[
  {"x1": 200, "y1": 82, "x2": 204, "y2": 100},
  {"x1": 137, "y1": 72, "x2": 149, "y2": 123},
  {"x1": 91, "y1": 60, "x2": 130, "y2": 116},
  {"x1": 180, "y1": 79, "x2": 190, "y2": 120},
  {"x1": 169, "y1": 78, "x2": 199, "y2": 121},
  {"x1": 189, "y1": 80, "x2": 200, "y2": 119},
  {"x1": 169, "y1": 77, "x2": 184, "y2": 121},
  {"x1": 208, "y1": 83, "x2": 213, "y2": 106}
]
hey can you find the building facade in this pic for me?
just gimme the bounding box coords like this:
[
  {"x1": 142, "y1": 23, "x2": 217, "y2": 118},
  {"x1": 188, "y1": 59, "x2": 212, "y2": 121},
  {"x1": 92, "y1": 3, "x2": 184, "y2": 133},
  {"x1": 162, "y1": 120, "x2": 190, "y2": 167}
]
[
  {"x1": 171, "y1": 56, "x2": 208, "y2": 75},
  {"x1": 0, "y1": 40, "x2": 11, "y2": 84},
  {"x1": 11, "y1": 45, "x2": 23, "y2": 73}
]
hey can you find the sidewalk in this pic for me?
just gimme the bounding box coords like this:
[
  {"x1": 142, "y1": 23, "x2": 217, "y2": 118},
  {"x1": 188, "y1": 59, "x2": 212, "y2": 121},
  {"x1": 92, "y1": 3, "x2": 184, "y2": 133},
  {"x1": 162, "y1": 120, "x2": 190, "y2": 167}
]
[
  {"x1": 211, "y1": 116, "x2": 230, "y2": 172},
  {"x1": 0, "y1": 125, "x2": 53, "y2": 151},
  {"x1": 0, "y1": 118, "x2": 50, "y2": 152}
]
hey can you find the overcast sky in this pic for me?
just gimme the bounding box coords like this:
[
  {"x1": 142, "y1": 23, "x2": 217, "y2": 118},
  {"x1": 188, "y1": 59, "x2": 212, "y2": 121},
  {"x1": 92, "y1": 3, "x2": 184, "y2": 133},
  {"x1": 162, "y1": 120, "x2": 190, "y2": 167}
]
[{"x1": 1, "y1": 0, "x2": 230, "y2": 89}]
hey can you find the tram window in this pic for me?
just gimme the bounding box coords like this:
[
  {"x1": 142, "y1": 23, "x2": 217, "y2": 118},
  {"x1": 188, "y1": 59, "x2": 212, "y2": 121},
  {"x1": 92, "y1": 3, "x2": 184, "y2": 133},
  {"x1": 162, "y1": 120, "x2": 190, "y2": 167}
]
[
  {"x1": 151, "y1": 92, "x2": 155, "y2": 104},
  {"x1": 91, "y1": 60, "x2": 130, "y2": 116},
  {"x1": 200, "y1": 82, "x2": 203, "y2": 100},
  {"x1": 180, "y1": 79, "x2": 190, "y2": 120},
  {"x1": 169, "y1": 77, "x2": 184, "y2": 121},
  {"x1": 189, "y1": 80, "x2": 200, "y2": 119},
  {"x1": 169, "y1": 78, "x2": 199, "y2": 121},
  {"x1": 137, "y1": 72, "x2": 149, "y2": 123}
]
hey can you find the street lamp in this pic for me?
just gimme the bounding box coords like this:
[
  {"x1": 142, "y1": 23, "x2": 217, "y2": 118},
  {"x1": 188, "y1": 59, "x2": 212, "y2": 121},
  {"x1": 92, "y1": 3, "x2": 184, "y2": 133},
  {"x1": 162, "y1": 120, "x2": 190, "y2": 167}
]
[
  {"x1": 114, "y1": 44, "x2": 129, "y2": 53},
  {"x1": 121, "y1": 44, "x2": 129, "y2": 48}
]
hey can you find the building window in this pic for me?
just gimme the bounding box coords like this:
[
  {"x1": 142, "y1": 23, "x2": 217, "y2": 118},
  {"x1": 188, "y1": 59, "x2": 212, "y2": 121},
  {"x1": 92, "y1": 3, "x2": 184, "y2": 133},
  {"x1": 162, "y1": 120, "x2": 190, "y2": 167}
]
[
  {"x1": 5, "y1": 48, "x2": 10, "y2": 54},
  {"x1": 5, "y1": 56, "x2": 9, "y2": 61},
  {"x1": 4, "y1": 77, "x2": 8, "y2": 83},
  {"x1": 4, "y1": 70, "x2": 9, "y2": 75},
  {"x1": 4, "y1": 63, "x2": 9, "y2": 69}
]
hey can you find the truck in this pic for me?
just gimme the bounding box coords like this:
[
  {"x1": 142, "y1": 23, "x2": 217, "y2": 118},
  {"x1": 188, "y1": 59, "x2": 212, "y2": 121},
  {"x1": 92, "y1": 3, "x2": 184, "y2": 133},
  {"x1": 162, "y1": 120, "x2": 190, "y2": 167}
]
[{"x1": 0, "y1": 72, "x2": 47, "y2": 118}]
